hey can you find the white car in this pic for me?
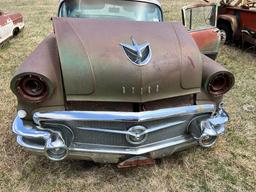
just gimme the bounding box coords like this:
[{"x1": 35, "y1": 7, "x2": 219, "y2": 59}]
[{"x1": 0, "y1": 11, "x2": 24, "y2": 45}]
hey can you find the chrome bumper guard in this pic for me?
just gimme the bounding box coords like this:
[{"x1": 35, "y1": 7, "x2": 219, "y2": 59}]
[{"x1": 12, "y1": 104, "x2": 229, "y2": 163}]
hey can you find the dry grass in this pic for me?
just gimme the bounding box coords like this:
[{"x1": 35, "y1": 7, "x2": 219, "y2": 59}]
[{"x1": 0, "y1": 0, "x2": 256, "y2": 191}]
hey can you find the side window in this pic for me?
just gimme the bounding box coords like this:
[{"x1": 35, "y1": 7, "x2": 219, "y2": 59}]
[{"x1": 182, "y1": 5, "x2": 217, "y2": 31}]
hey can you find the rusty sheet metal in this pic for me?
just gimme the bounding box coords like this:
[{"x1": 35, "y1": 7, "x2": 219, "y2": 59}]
[
  {"x1": 200, "y1": 54, "x2": 234, "y2": 101},
  {"x1": 202, "y1": 54, "x2": 232, "y2": 85},
  {"x1": 218, "y1": 6, "x2": 256, "y2": 33},
  {"x1": 196, "y1": 55, "x2": 227, "y2": 105},
  {"x1": 53, "y1": 17, "x2": 202, "y2": 103},
  {"x1": 218, "y1": 13, "x2": 238, "y2": 34},
  {"x1": 219, "y1": 0, "x2": 256, "y2": 8},
  {"x1": 141, "y1": 95, "x2": 194, "y2": 111},
  {"x1": 66, "y1": 95, "x2": 194, "y2": 111},
  {"x1": 67, "y1": 101, "x2": 134, "y2": 112},
  {"x1": 237, "y1": 8, "x2": 256, "y2": 32},
  {"x1": 183, "y1": 2, "x2": 217, "y2": 10},
  {"x1": 242, "y1": 31, "x2": 256, "y2": 46},
  {"x1": 10, "y1": 34, "x2": 65, "y2": 119},
  {"x1": 190, "y1": 28, "x2": 220, "y2": 54}
]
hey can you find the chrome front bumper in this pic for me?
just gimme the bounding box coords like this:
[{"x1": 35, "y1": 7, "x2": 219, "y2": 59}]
[{"x1": 12, "y1": 104, "x2": 229, "y2": 163}]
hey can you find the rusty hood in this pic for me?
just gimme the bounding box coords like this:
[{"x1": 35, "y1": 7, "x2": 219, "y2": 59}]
[{"x1": 53, "y1": 17, "x2": 202, "y2": 103}]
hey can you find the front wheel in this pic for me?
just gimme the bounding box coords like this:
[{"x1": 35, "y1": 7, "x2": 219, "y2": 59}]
[
  {"x1": 12, "y1": 27, "x2": 20, "y2": 37},
  {"x1": 217, "y1": 23, "x2": 233, "y2": 44},
  {"x1": 219, "y1": 29, "x2": 227, "y2": 43}
]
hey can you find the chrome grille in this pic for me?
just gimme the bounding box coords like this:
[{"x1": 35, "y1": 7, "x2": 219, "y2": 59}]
[
  {"x1": 46, "y1": 116, "x2": 190, "y2": 146},
  {"x1": 35, "y1": 105, "x2": 215, "y2": 147}
]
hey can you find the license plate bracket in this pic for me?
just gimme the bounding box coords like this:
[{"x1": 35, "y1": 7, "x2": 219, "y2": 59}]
[{"x1": 117, "y1": 156, "x2": 156, "y2": 168}]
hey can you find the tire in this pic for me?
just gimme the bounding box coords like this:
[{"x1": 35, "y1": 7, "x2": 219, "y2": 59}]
[
  {"x1": 12, "y1": 27, "x2": 20, "y2": 37},
  {"x1": 217, "y1": 22, "x2": 233, "y2": 44}
]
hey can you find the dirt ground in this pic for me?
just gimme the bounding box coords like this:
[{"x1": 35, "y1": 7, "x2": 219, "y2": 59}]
[{"x1": 0, "y1": 0, "x2": 255, "y2": 191}]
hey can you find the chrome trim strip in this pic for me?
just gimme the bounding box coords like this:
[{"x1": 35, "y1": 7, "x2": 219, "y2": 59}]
[
  {"x1": 16, "y1": 134, "x2": 196, "y2": 163},
  {"x1": 16, "y1": 133, "x2": 195, "y2": 156},
  {"x1": 17, "y1": 136, "x2": 44, "y2": 151},
  {"x1": 77, "y1": 120, "x2": 186, "y2": 137},
  {"x1": 58, "y1": 0, "x2": 162, "y2": 7},
  {"x1": 13, "y1": 116, "x2": 51, "y2": 140},
  {"x1": 57, "y1": 0, "x2": 164, "y2": 22},
  {"x1": 33, "y1": 104, "x2": 215, "y2": 124},
  {"x1": 70, "y1": 136, "x2": 195, "y2": 155}
]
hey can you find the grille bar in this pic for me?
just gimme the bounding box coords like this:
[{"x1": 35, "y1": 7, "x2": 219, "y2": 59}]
[
  {"x1": 33, "y1": 104, "x2": 215, "y2": 124},
  {"x1": 76, "y1": 120, "x2": 186, "y2": 137}
]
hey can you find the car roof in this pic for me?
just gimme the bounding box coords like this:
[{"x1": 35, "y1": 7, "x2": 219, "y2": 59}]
[{"x1": 59, "y1": 0, "x2": 161, "y2": 8}]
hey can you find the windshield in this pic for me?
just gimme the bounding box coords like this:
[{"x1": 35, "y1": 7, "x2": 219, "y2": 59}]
[{"x1": 59, "y1": 0, "x2": 163, "y2": 22}]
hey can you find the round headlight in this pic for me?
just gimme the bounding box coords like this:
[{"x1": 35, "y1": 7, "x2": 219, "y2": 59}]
[
  {"x1": 16, "y1": 74, "x2": 48, "y2": 102},
  {"x1": 207, "y1": 72, "x2": 234, "y2": 97}
]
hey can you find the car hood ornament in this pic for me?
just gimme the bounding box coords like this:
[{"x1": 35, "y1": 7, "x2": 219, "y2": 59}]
[{"x1": 120, "y1": 36, "x2": 152, "y2": 66}]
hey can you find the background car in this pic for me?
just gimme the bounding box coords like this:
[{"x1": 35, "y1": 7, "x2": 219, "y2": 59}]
[
  {"x1": 0, "y1": 10, "x2": 24, "y2": 46},
  {"x1": 217, "y1": 0, "x2": 256, "y2": 47}
]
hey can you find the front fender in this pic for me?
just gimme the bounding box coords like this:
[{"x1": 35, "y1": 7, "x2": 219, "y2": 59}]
[
  {"x1": 10, "y1": 34, "x2": 65, "y2": 119},
  {"x1": 218, "y1": 14, "x2": 238, "y2": 36}
]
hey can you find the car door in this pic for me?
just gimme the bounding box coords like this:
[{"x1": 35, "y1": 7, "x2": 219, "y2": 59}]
[
  {"x1": 0, "y1": 15, "x2": 5, "y2": 42},
  {"x1": 182, "y1": 3, "x2": 221, "y2": 60},
  {"x1": 0, "y1": 16, "x2": 13, "y2": 43}
]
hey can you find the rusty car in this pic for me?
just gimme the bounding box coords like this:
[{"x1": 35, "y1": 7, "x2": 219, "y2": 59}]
[
  {"x1": 216, "y1": 0, "x2": 256, "y2": 46},
  {"x1": 11, "y1": 0, "x2": 235, "y2": 168},
  {"x1": 0, "y1": 10, "x2": 24, "y2": 46}
]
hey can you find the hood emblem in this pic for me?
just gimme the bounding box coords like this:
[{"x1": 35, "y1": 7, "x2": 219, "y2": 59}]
[
  {"x1": 126, "y1": 125, "x2": 148, "y2": 145},
  {"x1": 120, "y1": 36, "x2": 152, "y2": 66}
]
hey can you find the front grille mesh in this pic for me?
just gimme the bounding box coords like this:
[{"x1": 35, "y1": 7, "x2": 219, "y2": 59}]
[{"x1": 42, "y1": 115, "x2": 193, "y2": 147}]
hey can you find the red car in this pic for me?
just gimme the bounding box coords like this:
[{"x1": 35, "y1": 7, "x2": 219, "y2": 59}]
[
  {"x1": 0, "y1": 10, "x2": 24, "y2": 45},
  {"x1": 217, "y1": 3, "x2": 256, "y2": 46}
]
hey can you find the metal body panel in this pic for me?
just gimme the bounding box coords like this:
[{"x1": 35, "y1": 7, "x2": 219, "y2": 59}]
[
  {"x1": 10, "y1": 1, "x2": 235, "y2": 164},
  {"x1": 190, "y1": 28, "x2": 221, "y2": 59},
  {"x1": 218, "y1": 14, "x2": 238, "y2": 35},
  {"x1": 53, "y1": 18, "x2": 202, "y2": 102},
  {"x1": 10, "y1": 34, "x2": 65, "y2": 119}
]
